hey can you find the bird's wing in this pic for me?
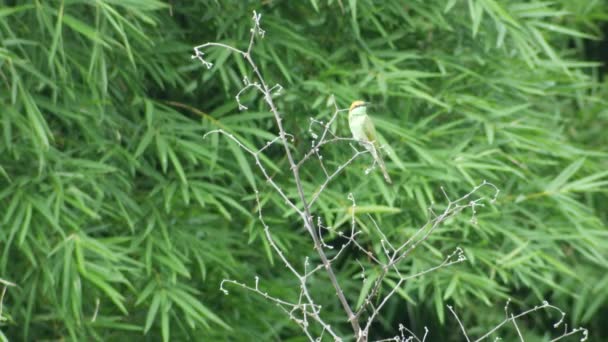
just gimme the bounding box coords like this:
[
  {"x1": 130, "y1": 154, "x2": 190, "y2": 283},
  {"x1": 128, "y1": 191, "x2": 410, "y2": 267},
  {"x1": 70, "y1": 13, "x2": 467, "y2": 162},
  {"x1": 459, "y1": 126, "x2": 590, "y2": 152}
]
[
  {"x1": 363, "y1": 116, "x2": 392, "y2": 183},
  {"x1": 363, "y1": 116, "x2": 378, "y2": 144}
]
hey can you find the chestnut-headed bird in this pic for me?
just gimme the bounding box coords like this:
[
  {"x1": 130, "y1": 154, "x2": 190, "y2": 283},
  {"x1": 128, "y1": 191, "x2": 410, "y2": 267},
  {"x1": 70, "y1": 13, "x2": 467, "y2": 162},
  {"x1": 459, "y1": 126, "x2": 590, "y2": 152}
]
[{"x1": 348, "y1": 101, "x2": 392, "y2": 184}]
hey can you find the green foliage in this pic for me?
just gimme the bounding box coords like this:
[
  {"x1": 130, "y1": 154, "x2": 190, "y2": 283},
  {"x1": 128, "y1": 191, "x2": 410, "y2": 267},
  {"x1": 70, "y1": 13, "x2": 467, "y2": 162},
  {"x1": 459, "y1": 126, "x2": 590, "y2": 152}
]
[{"x1": 0, "y1": 0, "x2": 607, "y2": 341}]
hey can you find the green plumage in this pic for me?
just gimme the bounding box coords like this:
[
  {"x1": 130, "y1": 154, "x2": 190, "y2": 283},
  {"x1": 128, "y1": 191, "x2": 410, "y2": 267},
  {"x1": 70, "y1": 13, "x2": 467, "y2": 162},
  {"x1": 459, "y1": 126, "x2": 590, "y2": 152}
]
[{"x1": 348, "y1": 102, "x2": 392, "y2": 184}]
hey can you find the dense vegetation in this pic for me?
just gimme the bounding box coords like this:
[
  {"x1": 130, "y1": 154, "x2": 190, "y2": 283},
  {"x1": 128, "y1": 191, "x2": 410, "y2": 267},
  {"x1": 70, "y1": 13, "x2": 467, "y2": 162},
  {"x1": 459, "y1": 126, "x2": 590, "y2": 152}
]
[{"x1": 1, "y1": 0, "x2": 607, "y2": 341}]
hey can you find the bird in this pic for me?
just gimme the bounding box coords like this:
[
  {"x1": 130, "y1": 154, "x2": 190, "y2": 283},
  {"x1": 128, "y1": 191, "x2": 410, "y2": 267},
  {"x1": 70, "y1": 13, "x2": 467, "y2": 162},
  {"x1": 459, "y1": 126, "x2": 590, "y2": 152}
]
[{"x1": 348, "y1": 100, "x2": 392, "y2": 184}]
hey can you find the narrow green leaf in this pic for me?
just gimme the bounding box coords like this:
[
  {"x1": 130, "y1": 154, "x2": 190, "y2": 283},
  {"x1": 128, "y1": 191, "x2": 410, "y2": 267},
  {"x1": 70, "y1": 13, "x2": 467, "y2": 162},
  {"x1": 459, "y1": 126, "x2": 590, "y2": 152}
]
[
  {"x1": 62, "y1": 14, "x2": 110, "y2": 48},
  {"x1": 144, "y1": 292, "x2": 161, "y2": 333},
  {"x1": 546, "y1": 158, "x2": 585, "y2": 193}
]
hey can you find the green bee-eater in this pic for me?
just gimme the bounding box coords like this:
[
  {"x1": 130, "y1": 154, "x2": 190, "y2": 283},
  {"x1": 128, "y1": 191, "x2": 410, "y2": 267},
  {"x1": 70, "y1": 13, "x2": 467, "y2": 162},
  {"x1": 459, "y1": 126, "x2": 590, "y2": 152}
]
[{"x1": 348, "y1": 100, "x2": 392, "y2": 184}]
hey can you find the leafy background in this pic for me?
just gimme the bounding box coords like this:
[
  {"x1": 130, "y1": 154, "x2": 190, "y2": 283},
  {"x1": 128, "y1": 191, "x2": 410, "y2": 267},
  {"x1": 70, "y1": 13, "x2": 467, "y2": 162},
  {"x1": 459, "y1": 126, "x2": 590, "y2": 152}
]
[{"x1": 1, "y1": 0, "x2": 607, "y2": 341}]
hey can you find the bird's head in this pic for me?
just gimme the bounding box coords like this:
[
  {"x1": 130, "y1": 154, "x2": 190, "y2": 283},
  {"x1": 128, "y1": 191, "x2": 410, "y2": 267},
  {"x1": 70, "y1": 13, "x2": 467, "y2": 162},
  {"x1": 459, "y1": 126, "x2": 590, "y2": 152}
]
[{"x1": 349, "y1": 100, "x2": 367, "y2": 116}]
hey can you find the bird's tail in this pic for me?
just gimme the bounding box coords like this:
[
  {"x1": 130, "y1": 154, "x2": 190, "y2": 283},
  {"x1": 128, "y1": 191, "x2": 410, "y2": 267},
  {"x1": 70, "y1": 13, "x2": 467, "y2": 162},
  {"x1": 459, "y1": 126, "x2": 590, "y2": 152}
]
[{"x1": 371, "y1": 146, "x2": 392, "y2": 184}]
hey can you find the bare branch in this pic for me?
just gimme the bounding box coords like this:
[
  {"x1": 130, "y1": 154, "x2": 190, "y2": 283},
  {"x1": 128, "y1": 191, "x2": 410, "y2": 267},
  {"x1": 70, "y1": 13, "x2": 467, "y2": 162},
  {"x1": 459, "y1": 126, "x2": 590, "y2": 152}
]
[
  {"x1": 446, "y1": 299, "x2": 589, "y2": 342},
  {"x1": 448, "y1": 305, "x2": 472, "y2": 342},
  {"x1": 192, "y1": 10, "x2": 579, "y2": 342}
]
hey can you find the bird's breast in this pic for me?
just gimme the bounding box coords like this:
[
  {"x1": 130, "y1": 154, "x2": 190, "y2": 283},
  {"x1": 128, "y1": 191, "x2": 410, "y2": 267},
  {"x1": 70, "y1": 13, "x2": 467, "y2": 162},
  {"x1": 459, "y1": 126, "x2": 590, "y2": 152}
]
[{"x1": 349, "y1": 114, "x2": 368, "y2": 141}]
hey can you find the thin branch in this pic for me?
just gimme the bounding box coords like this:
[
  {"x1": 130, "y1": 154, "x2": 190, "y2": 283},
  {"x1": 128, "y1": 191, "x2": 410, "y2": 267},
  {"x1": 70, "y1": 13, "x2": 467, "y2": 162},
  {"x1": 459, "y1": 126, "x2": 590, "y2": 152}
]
[
  {"x1": 511, "y1": 313, "x2": 523, "y2": 342},
  {"x1": 362, "y1": 248, "x2": 466, "y2": 333},
  {"x1": 357, "y1": 181, "x2": 498, "y2": 328},
  {"x1": 454, "y1": 299, "x2": 589, "y2": 342},
  {"x1": 193, "y1": 10, "x2": 514, "y2": 342},
  {"x1": 448, "y1": 305, "x2": 471, "y2": 342},
  {"x1": 203, "y1": 129, "x2": 302, "y2": 217}
]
